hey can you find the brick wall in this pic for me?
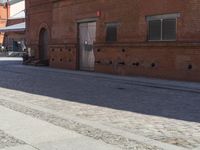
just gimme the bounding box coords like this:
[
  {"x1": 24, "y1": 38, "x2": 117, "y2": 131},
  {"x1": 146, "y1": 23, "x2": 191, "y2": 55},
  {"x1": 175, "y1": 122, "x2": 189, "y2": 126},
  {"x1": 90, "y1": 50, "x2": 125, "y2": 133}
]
[
  {"x1": 0, "y1": 3, "x2": 8, "y2": 44},
  {"x1": 7, "y1": 18, "x2": 25, "y2": 26},
  {"x1": 26, "y1": 0, "x2": 200, "y2": 81}
]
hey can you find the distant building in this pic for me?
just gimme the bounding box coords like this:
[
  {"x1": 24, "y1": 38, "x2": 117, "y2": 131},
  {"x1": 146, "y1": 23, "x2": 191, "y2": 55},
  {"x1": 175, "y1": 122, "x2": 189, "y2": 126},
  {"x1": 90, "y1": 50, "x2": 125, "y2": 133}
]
[
  {"x1": 0, "y1": 0, "x2": 25, "y2": 52},
  {"x1": 25, "y1": 0, "x2": 200, "y2": 81},
  {"x1": 0, "y1": 1, "x2": 8, "y2": 46}
]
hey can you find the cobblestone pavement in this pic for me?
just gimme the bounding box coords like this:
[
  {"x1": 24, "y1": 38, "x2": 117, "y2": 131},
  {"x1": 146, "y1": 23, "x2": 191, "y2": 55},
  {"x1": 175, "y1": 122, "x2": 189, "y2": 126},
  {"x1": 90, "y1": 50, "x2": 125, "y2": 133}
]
[
  {"x1": 0, "y1": 130, "x2": 25, "y2": 149},
  {"x1": 0, "y1": 98, "x2": 162, "y2": 150},
  {"x1": 0, "y1": 58, "x2": 200, "y2": 149}
]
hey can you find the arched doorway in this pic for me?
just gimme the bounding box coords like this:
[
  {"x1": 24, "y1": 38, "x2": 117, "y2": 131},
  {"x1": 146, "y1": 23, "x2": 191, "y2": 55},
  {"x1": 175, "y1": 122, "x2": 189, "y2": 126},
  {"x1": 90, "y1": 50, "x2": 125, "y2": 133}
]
[{"x1": 39, "y1": 28, "x2": 49, "y2": 61}]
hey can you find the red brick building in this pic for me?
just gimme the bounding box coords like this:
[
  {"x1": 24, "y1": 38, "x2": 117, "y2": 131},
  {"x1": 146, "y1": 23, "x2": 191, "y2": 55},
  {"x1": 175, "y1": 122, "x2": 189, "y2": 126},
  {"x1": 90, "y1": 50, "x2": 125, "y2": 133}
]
[
  {"x1": 0, "y1": 2, "x2": 9, "y2": 45},
  {"x1": 0, "y1": 0, "x2": 25, "y2": 52},
  {"x1": 26, "y1": 0, "x2": 200, "y2": 81}
]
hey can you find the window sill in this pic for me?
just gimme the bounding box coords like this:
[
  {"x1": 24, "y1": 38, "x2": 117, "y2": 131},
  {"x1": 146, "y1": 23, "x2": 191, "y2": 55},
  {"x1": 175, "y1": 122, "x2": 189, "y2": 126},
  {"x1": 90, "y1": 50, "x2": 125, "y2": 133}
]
[{"x1": 148, "y1": 40, "x2": 177, "y2": 42}]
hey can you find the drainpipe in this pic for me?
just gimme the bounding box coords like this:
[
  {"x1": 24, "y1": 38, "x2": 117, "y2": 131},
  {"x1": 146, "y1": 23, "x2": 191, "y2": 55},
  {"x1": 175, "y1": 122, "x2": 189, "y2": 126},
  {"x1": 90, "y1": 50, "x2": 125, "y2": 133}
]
[{"x1": 6, "y1": 0, "x2": 10, "y2": 19}]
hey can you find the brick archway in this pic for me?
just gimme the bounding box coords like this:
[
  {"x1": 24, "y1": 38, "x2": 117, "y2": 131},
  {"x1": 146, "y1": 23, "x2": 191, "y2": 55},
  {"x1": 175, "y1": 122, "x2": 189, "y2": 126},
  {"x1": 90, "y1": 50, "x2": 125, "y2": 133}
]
[
  {"x1": 37, "y1": 23, "x2": 50, "y2": 61},
  {"x1": 39, "y1": 28, "x2": 49, "y2": 60}
]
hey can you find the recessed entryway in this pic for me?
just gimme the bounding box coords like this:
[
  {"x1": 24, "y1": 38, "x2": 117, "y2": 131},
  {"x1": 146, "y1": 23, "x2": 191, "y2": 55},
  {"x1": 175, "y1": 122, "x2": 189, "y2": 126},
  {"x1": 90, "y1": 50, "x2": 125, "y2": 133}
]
[{"x1": 39, "y1": 28, "x2": 49, "y2": 61}]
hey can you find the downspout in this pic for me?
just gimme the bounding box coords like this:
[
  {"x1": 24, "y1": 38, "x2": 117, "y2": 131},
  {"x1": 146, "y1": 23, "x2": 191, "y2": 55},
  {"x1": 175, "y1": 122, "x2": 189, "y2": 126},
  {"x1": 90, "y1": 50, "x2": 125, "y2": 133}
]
[
  {"x1": 4, "y1": 0, "x2": 10, "y2": 50},
  {"x1": 6, "y1": 0, "x2": 10, "y2": 19}
]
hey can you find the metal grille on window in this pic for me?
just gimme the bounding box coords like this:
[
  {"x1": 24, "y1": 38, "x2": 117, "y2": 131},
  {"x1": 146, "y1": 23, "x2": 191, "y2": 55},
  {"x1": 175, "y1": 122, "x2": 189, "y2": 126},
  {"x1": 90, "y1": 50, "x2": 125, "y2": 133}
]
[
  {"x1": 106, "y1": 23, "x2": 117, "y2": 42},
  {"x1": 148, "y1": 20, "x2": 161, "y2": 41},
  {"x1": 162, "y1": 19, "x2": 176, "y2": 40}
]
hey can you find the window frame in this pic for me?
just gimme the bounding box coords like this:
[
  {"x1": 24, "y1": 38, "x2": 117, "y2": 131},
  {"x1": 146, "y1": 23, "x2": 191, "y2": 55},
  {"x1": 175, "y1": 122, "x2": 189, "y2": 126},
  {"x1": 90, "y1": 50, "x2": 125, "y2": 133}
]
[
  {"x1": 105, "y1": 22, "x2": 119, "y2": 43},
  {"x1": 148, "y1": 19, "x2": 162, "y2": 41},
  {"x1": 147, "y1": 13, "x2": 179, "y2": 42},
  {"x1": 162, "y1": 18, "x2": 177, "y2": 41}
]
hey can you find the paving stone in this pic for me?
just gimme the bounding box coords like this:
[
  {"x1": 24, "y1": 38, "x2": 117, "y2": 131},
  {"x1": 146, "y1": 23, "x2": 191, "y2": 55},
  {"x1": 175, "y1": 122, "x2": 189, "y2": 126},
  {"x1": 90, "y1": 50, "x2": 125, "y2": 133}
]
[
  {"x1": 0, "y1": 130, "x2": 25, "y2": 149},
  {"x1": 1, "y1": 89, "x2": 199, "y2": 149},
  {"x1": 0, "y1": 58, "x2": 199, "y2": 149},
  {"x1": 0, "y1": 98, "x2": 162, "y2": 150}
]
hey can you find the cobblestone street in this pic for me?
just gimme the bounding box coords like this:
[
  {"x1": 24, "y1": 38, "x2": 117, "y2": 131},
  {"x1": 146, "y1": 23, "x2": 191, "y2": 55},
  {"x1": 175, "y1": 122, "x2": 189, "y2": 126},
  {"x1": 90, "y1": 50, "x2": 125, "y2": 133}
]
[{"x1": 0, "y1": 57, "x2": 200, "y2": 150}]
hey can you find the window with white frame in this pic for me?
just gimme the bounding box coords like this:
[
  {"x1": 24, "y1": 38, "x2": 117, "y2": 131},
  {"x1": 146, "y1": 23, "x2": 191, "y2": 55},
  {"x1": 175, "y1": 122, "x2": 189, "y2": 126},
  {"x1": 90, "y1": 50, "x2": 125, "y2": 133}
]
[{"x1": 147, "y1": 13, "x2": 180, "y2": 41}]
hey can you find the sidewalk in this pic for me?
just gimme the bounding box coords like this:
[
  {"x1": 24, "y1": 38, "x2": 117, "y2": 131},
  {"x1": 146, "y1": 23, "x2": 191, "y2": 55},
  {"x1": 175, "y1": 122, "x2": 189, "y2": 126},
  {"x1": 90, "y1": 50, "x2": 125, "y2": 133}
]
[
  {"x1": 0, "y1": 105, "x2": 120, "y2": 150},
  {"x1": 0, "y1": 94, "x2": 189, "y2": 150},
  {"x1": 0, "y1": 87, "x2": 199, "y2": 150},
  {"x1": 2, "y1": 56, "x2": 200, "y2": 93},
  {"x1": 17, "y1": 64, "x2": 200, "y2": 93}
]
